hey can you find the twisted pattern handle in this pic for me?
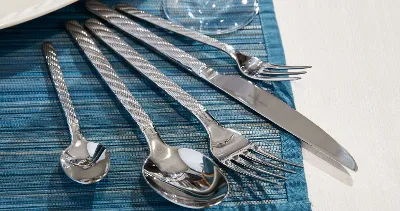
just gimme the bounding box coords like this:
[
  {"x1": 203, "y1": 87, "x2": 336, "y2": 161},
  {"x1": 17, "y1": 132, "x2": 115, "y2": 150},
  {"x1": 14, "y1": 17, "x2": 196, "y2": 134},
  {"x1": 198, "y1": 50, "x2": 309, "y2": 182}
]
[
  {"x1": 85, "y1": 19, "x2": 211, "y2": 120},
  {"x1": 86, "y1": 0, "x2": 209, "y2": 77},
  {"x1": 65, "y1": 20, "x2": 154, "y2": 132},
  {"x1": 114, "y1": 4, "x2": 233, "y2": 54},
  {"x1": 42, "y1": 42, "x2": 82, "y2": 137}
]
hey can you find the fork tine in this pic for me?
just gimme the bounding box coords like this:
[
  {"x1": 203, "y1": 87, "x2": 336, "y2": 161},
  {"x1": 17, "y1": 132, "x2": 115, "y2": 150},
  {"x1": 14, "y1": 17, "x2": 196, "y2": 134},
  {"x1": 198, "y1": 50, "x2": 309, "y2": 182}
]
[
  {"x1": 225, "y1": 161, "x2": 282, "y2": 184},
  {"x1": 234, "y1": 157, "x2": 287, "y2": 179},
  {"x1": 243, "y1": 153, "x2": 297, "y2": 174},
  {"x1": 260, "y1": 69, "x2": 307, "y2": 76},
  {"x1": 252, "y1": 146, "x2": 303, "y2": 168},
  {"x1": 250, "y1": 75, "x2": 302, "y2": 82},
  {"x1": 265, "y1": 63, "x2": 312, "y2": 70}
]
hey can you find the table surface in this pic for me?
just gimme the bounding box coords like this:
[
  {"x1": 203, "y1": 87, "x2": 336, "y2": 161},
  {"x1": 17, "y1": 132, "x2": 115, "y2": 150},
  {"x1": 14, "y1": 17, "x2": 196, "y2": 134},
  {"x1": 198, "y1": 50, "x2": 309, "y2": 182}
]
[{"x1": 274, "y1": 0, "x2": 400, "y2": 210}]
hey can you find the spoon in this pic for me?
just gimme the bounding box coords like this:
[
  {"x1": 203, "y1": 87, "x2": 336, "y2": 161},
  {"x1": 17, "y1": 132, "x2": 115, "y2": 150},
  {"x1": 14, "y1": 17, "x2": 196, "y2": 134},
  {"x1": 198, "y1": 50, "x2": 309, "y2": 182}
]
[
  {"x1": 42, "y1": 42, "x2": 110, "y2": 184},
  {"x1": 65, "y1": 20, "x2": 229, "y2": 208}
]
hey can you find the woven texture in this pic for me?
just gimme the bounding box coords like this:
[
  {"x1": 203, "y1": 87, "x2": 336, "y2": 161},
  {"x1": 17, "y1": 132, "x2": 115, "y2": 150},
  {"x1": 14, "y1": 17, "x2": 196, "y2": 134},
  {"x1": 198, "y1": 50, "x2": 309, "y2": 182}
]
[{"x1": 0, "y1": 0, "x2": 311, "y2": 210}]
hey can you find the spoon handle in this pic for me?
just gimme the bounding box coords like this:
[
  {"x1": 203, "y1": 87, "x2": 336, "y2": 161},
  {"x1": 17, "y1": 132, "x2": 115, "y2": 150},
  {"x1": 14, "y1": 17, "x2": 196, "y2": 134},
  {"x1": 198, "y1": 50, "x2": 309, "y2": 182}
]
[
  {"x1": 65, "y1": 20, "x2": 154, "y2": 133},
  {"x1": 85, "y1": 19, "x2": 218, "y2": 127},
  {"x1": 42, "y1": 42, "x2": 82, "y2": 137}
]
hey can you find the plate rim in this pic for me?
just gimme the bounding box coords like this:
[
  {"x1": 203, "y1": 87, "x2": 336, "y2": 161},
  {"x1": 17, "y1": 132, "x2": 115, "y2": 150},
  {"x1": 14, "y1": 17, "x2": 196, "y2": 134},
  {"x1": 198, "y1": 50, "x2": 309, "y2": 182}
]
[{"x1": 0, "y1": 0, "x2": 78, "y2": 30}]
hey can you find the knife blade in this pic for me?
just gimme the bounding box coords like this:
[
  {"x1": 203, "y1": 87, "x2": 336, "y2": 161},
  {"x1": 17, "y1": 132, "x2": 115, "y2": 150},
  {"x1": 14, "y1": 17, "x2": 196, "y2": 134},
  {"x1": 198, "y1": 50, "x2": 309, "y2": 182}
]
[{"x1": 85, "y1": 0, "x2": 358, "y2": 171}]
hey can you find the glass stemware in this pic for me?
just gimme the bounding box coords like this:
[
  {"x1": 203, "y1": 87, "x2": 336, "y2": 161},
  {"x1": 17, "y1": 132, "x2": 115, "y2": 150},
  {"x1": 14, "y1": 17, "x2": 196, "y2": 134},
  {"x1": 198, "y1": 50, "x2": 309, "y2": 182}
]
[{"x1": 162, "y1": 0, "x2": 259, "y2": 35}]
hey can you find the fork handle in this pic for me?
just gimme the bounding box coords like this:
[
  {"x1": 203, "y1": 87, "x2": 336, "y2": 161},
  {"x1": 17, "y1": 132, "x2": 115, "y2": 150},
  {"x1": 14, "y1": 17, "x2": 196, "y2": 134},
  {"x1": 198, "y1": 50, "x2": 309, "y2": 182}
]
[
  {"x1": 114, "y1": 3, "x2": 233, "y2": 54},
  {"x1": 86, "y1": 0, "x2": 211, "y2": 78},
  {"x1": 42, "y1": 42, "x2": 82, "y2": 138},
  {"x1": 85, "y1": 18, "x2": 217, "y2": 126}
]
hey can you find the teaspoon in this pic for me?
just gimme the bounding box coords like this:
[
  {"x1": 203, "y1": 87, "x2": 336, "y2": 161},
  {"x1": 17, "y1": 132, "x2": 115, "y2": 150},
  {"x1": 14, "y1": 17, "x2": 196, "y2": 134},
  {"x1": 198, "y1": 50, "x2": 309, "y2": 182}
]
[{"x1": 42, "y1": 42, "x2": 110, "y2": 184}]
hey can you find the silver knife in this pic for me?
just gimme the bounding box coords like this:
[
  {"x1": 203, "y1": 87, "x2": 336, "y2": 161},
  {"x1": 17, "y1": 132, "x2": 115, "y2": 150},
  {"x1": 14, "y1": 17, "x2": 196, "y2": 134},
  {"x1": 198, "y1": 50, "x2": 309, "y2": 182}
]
[{"x1": 85, "y1": 0, "x2": 358, "y2": 171}]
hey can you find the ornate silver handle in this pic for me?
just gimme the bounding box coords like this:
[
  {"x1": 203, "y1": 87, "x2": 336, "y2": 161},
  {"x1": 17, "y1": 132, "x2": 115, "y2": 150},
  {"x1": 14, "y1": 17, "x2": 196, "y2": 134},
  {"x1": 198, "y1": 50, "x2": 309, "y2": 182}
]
[
  {"x1": 85, "y1": 18, "x2": 217, "y2": 126},
  {"x1": 114, "y1": 3, "x2": 234, "y2": 54},
  {"x1": 86, "y1": 0, "x2": 210, "y2": 78},
  {"x1": 65, "y1": 20, "x2": 154, "y2": 133},
  {"x1": 42, "y1": 42, "x2": 82, "y2": 139}
]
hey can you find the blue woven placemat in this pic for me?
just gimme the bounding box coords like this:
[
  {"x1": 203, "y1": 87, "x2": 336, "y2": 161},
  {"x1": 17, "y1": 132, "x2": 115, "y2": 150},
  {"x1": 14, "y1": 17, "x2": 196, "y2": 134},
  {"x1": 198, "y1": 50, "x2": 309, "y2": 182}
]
[{"x1": 0, "y1": 0, "x2": 311, "y2": 210}]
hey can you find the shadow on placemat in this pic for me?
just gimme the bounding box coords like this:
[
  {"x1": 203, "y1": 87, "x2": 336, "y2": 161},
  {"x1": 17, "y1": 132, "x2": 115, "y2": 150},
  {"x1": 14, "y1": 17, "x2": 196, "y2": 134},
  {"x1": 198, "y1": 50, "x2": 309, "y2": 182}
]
[{"x1": 47, "y1": 166, "x2": 96, "y2": 210}]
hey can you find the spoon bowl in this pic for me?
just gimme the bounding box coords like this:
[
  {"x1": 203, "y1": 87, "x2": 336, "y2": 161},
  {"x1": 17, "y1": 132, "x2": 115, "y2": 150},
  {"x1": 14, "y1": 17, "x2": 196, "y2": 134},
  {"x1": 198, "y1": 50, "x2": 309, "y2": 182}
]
[
  {"x1": 143, "y1": 147, "x2": 229, "y2": 209},
  {"x1": 60, "y1": 136, "x2": 110, "y2": 184}
]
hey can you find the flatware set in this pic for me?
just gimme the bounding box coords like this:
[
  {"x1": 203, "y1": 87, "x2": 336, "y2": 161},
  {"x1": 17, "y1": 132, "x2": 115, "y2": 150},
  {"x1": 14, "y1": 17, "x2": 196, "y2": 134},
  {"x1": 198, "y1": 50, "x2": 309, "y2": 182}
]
[{"x1": 36, "y1": 0, "x2": 357, "y2": 208}]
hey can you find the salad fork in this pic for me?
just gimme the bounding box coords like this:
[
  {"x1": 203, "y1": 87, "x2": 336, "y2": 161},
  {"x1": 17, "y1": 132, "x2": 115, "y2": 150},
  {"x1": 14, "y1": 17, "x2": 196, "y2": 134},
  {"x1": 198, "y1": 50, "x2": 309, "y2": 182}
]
[
  {"x1": 115, "y1": 3, "x2": 311, "y2": 82},
  {"x1": 85, "y1": 18, "x2": 302, "y2": 184}
]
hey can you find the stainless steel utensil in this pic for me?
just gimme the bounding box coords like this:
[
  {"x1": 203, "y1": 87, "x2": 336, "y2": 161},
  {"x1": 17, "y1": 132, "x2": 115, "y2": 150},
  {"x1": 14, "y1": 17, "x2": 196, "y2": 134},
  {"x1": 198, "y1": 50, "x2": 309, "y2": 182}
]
[
  {"x1": 42, "y1": 42, "x2": 110, "y2": 184},
  {"x1": 65, "y1": 20, "x2": 229, "y2": 209},
  {"x1": 85, "y1": 0, "x2": 358, "y2": 172},
  {"x1": 115, "y1": 3, "x2": 310, "y2": 82},
  {"x1": 85, "y1": 18, "x2": 302, "y2": 184}
]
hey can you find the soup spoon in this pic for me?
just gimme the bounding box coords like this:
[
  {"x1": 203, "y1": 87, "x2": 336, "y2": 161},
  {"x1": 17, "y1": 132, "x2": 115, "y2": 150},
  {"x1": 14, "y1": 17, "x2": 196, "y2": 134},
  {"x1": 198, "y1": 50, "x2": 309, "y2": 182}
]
[
  {"x1": 65, "y1": 21, "x2": 229, "y2": 208},
  {"x1": 42, "y1": 42, "x2": 110, "y2": 184}
]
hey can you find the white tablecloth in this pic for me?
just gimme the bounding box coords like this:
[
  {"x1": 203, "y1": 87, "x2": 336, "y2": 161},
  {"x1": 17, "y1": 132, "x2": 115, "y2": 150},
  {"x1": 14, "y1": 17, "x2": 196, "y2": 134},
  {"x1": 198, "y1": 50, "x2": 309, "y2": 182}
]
[{"x1": 274, "y1": 0, "x2": 400, "y2": 210}]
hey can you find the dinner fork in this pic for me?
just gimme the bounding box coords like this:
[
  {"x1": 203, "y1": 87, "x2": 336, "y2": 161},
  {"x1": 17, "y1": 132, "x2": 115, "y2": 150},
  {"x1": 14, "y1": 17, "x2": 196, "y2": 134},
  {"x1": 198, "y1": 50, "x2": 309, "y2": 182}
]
[
  {"x1": 85, "y1": 18, "x2": 302, "y2": 184},
  {"x1": 115, "y1": 3, "x2": 311, "y2": 81}
]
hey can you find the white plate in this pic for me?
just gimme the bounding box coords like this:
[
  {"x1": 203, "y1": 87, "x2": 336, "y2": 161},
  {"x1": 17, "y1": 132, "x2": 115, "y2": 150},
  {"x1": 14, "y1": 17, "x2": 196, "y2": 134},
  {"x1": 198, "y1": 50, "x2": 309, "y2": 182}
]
[{"x1": 0, "y1": 0, "x2": 78, "y2": 30}]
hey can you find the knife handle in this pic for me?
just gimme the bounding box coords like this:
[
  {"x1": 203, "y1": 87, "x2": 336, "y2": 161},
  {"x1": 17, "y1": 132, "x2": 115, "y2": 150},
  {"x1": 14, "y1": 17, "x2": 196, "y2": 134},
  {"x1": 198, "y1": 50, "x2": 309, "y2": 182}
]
[
  {"x1": 86, "y1": 0, "x2": 211, "y2": 78},
  {"x1": 114, "y1": 3, "x2": 233, "y2": 54},
  {"x1": 85, "y1": 18, "x2": 217, "y2": 126}
]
